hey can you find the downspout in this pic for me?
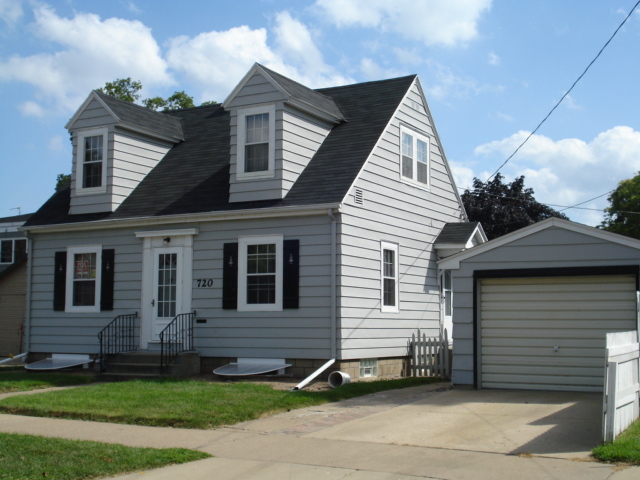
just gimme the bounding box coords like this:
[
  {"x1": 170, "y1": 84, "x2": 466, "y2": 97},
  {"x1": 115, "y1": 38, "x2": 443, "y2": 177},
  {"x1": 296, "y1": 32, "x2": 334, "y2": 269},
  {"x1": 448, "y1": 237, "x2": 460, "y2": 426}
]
[
  {"x1": 293, "y1": 208, "x2": 338, "y2": 390},
  {"x1": 24, "y1": 232, "x2": 33, "y2": 356}
]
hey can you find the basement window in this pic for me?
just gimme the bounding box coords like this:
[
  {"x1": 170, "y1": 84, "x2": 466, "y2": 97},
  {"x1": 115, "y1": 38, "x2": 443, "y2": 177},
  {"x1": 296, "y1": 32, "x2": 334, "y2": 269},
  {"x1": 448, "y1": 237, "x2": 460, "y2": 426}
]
[{"x1": 360, "y1": 358, "x2": 378, "y2": 378}]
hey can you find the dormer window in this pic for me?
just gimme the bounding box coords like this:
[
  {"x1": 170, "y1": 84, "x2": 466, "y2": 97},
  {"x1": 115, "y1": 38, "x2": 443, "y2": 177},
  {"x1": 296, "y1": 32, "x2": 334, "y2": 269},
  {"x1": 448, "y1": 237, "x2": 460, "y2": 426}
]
[
  {"x1": 76, "y1": 128, "x2": 107, "y2": 194},
  {"x1": 237, "y1": 105, "x2": 275, "y2": 180}
]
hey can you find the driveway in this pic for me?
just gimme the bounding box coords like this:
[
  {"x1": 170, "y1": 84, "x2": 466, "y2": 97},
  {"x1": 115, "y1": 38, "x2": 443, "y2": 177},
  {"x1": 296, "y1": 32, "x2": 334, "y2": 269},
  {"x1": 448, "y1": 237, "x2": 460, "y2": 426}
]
[{"x1": 1, "y1": 383, "x2": 636, "y2": 479}]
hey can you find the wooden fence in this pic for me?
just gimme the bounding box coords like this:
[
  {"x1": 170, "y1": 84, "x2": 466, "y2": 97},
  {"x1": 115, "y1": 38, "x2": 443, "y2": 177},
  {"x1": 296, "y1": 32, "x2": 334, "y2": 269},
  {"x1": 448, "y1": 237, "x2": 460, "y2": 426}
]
[
  {"x1": 603, "y1": 330, "x2": 640, "y2": 442},
  {"x1": 410, "y1": 329, "x2": 451, "y2": 378}
]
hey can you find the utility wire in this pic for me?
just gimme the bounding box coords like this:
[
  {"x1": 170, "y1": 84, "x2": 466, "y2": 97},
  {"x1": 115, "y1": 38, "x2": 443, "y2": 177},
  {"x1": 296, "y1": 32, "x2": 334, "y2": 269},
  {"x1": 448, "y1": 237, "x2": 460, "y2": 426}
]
[{"x1": 484, "y1": 0, "x2": 640, "y2": 183}]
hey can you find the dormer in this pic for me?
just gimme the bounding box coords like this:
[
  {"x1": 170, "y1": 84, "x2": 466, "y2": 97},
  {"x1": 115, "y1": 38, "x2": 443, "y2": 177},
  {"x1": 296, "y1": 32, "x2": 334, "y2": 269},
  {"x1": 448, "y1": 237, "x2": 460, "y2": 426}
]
[
  {"x1": 65, "y1": 91, "x2": 184, "y2": 215},
  {"x1": 223, "y1": 64, "x2": 345, "y2": 203}
]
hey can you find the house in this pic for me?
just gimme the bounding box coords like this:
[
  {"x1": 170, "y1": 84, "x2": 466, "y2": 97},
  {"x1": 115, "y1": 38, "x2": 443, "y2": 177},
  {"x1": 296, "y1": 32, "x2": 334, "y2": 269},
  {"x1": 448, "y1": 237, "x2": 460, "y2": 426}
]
[
  {"x1": 438, "y1": 217, "x2": 640, "y2": 392},
  {"x1": 0, "y1": 213, "x2": 32, "y2": 358},
  {"x1": 21, "y1": 63, "x2": 469, "y2": 380}
]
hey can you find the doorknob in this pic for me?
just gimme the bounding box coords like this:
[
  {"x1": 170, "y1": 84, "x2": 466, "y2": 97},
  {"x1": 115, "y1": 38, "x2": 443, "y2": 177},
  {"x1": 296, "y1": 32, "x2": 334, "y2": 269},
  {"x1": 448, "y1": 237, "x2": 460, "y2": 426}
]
[{"x1": 151, "y1": 299, "x2": 155, "y2": 306}]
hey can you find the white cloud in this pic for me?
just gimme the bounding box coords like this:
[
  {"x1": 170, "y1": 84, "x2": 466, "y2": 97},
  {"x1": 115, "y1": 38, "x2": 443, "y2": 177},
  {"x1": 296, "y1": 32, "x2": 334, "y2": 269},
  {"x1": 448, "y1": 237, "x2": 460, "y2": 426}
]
[
  {"x1": 497, "y1": 111, "x2": 514, "y2": 122},
  {"x1": 359, "y1": 58, "x2": 406, "y2": 81},
  {"x1": 0, "y1": 4, "x2": 172, "y2": 113},
  {"x1": 423, "y1": 60, "x2": 503, "y2": 100},
  {"x1": 166, "y1": 11, "x2": 352, "y2": 102},
  {"x1": 488, "y1": 52, "x2": 500, "y2": 65},
  {"x1": 48, "y1": 135, "x2": 65, "y2": 152},
  {"x1": 314, "y1": 0, "x2": 492, "y2": 47},
  {"x1": 19, "y1": 100, "x2": 45, "y2": 117},
  {"x1": 0, "y1": 0, "x2": 22, "y2": 26},
  {"x1": 473, "y1": 126, "x2": 640, "y2": 225},
  {"x1": 561, "y1": 93, "x2": 581, "y2": 110}
]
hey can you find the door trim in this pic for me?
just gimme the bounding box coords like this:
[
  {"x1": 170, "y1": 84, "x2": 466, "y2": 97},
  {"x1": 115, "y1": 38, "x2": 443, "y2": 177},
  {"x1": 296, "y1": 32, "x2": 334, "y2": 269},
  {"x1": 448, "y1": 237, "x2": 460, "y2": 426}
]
[{"x1": 138, "y1": 230, "x2": 196, "y2": 349}]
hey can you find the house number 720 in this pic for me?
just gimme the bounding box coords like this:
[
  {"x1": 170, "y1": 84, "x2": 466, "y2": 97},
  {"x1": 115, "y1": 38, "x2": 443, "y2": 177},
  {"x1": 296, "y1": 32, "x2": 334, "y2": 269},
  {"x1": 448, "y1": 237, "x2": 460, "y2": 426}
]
[{"x1": 196, "y1": 279, "x2": 214, "y2": 288}]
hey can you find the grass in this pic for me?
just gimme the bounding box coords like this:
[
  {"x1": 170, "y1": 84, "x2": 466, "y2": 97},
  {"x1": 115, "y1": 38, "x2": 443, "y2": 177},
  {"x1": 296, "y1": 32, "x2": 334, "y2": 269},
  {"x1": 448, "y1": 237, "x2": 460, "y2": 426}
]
[
  {"x1": 0, "y1": 376, "x2": 440, "y2": 429},
  {"x1": 0, "y1": 432, "x2": 210, "y2": 480},
  {"x1": 0, "y1": 371, "x2": 96, "y2": 394},
  {"x1": 592, "y1": 418, "x2": 640, "y2": 465}
]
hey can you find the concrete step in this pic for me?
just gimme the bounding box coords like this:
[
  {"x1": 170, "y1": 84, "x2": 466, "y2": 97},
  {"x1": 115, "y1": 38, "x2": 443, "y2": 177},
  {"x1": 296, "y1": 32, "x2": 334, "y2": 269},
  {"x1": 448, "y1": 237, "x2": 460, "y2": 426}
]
[{"x1": 102, "y1": 350, "x2": 200, "y2": 378}]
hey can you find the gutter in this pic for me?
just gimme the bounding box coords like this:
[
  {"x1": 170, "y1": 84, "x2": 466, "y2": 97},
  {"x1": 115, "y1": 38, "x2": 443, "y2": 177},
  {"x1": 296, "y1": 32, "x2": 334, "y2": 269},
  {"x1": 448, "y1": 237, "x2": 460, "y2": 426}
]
[{"x1": 21, "y1": 203, "x2": 342, "y2": 235}]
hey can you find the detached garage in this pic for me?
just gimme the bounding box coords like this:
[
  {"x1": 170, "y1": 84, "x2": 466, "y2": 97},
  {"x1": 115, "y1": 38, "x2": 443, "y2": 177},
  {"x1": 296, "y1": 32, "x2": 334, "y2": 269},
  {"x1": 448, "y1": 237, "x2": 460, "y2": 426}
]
[{"x1": 439, "y1": 218, "x2": 640, "y2": 392}]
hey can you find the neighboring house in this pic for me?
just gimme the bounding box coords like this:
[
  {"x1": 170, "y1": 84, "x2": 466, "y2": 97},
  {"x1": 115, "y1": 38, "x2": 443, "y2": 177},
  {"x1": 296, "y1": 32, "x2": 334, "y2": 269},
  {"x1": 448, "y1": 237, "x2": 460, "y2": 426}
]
[
  {"x1": 0, "y1": 213, "x2": 32, "y2": 357},
  {"x1": 22, "y1": 64, "x2": 469, "y2": 380},
  {"x1": 439, "y1": 217, "x2": 640, "y2": 392}
]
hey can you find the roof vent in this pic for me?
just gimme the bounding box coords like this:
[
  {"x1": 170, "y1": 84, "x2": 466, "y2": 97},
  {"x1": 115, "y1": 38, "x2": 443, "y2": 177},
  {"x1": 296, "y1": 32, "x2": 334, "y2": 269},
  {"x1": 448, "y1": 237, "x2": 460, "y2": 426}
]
[{"x1": 355, "y1": 188, "x2": 364, "y2": 205}]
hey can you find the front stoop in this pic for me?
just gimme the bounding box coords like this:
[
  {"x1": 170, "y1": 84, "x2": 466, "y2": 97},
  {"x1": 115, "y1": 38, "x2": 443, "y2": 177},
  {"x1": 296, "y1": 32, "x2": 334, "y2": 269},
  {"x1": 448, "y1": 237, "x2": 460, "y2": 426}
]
[{"x1": 101, "y1": 350, "x2": 200, "y2": 381}]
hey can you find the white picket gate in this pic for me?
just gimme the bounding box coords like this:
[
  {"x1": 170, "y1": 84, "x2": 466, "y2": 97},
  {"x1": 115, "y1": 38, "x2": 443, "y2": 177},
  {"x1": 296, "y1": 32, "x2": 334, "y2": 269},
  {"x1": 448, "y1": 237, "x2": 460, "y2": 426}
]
[
  {"x1": 602, "y1": 330, "x2": 640, "y2": 442},
  {"x1": 410, "y1": 329, "x2": 451, "y2": 378}
]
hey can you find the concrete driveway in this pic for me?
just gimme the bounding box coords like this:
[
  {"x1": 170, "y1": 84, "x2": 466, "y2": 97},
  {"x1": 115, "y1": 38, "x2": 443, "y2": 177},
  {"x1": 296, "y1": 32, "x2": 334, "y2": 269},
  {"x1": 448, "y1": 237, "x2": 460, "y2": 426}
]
[{"x1": 1, "y1": 383, "x2": 636, "y2": 479}]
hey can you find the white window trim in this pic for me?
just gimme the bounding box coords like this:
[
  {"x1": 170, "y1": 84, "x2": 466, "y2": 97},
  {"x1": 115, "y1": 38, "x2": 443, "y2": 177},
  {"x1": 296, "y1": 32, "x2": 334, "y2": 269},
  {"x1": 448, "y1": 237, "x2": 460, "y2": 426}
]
[
  {"x1": 65, "y1": 245, "x2": 102, "y2": 313},
  {"x1": 76, "y1": 127, "x2": 108, "y2": 195},
  {"x1": 0, "y1": 238, "x2": 27, "y2": 264},
  {"x1": 380, "y1": 241, "x2": 399, "y2": 313},
  {"x1": 399, "y1": 124, "x2": 430, "y2": 190},
  {"x1": 236, "y1": 105, "x2": 276, "y2": 180},
  {"x1": 238, "y1": 234, "x2": 283, "y2": 311}
]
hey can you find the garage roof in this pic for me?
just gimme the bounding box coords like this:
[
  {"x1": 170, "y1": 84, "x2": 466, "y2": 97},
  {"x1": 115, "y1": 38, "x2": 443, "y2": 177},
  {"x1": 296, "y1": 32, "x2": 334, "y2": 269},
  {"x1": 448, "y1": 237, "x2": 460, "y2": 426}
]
[{"x1": 438, "y1": 217, "x2": 640, "y2": 270}]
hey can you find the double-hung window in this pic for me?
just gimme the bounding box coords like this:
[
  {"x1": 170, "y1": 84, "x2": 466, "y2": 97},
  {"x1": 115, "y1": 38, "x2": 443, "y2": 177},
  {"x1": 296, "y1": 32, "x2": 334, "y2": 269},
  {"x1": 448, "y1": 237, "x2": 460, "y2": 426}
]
[
  {"x1": 0, "y1": 238, "x2": 27, "y2": 264},
  {"x1": 76, "y1": 128, "x2": 107, "y2": 193},
  {"x1": 381, "y1": 241, "x2": 399, "y2": 312},
  {"x1": 238, "y1": 235, "x2": 283, "y2": 311},
  {"x1": 400, "y1": 125, "x2": 430, "y2": 188},
  {"x1": 65, "y1": 246, "x2": 102, "y2": 312},
  {"x1": 237, "y1": 105, "x2": 275, "y2": 179}
]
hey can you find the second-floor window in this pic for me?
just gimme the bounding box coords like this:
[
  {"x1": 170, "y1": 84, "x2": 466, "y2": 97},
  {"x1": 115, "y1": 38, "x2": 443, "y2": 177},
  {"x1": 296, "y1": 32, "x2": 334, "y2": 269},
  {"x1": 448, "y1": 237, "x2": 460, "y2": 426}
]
[
  {"x1": 76, "y1": 128, "x2": 107, "y2": 193},
  {"x1": 0, "y1": 238, "x2": 27, "y2": 264},
  {"x1": 237, "y1": 105, "x2": 275, "y2": 180},
  {"x1": 400, "y1": 125, "x2": 430, "y2": 189}
]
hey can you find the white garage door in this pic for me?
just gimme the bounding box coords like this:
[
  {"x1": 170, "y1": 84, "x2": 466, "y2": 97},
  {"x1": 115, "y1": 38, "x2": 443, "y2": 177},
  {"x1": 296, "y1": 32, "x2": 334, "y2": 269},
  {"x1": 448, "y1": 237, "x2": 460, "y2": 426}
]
[{"x1": 480, "y1": 275, "x2": 637, "y2": 392}]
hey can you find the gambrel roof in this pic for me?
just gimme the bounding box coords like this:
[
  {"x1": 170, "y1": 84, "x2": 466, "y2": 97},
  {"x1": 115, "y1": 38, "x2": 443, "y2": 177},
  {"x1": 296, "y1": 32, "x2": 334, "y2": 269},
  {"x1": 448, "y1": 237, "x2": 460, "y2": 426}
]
[{"x1": 26, "y1": 73, "x2": 417, "y2": 228}]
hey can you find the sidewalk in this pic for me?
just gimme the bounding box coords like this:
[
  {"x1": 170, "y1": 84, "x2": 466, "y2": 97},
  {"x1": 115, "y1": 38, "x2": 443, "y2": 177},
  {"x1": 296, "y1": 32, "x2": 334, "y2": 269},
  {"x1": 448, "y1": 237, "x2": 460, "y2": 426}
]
[{"x1": 1, "y1": 383, "x2": 638, "y2": 480}]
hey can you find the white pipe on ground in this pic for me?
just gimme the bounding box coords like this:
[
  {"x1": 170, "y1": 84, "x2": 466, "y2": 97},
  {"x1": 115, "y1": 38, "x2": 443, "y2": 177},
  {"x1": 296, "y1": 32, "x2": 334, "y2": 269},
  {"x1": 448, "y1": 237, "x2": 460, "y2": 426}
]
[
  {"x1": 0, "y1": 352, "x2": 27, "y2": 365},
  {"x1": 292, "y1": 358, "x2": 335, "y2": 391}
]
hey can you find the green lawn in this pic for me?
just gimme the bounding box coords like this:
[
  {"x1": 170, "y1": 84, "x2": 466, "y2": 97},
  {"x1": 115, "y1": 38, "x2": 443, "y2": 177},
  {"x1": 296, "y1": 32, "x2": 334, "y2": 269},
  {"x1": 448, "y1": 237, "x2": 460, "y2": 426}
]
[
  {"x1": 592, "y1": 418, "x2": 640, "y2": 465},
  {"x1": 0, "y1": 371, "x2": 96, "y2": 394},
  {"x1": 0, "y1": 376, "x2": 439, "y2": 429},
  {"x1": 0, "y1": 432, "x2": 210, "y2": 480}
]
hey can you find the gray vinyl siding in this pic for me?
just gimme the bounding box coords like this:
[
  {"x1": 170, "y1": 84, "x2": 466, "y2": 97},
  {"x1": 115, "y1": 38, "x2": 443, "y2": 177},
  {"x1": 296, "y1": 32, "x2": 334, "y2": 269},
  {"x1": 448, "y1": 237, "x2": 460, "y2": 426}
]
[
  {"x1": 450, "y1": 226, "x2": 640, "y2": 387},
  {"x1": 225, "y1": 72, "x2": 288, "y2": 109},
  {"x1": 28, "y1": 214, "x2": 333, "y2": 359},
  {"x1": 338, "y1": 78, "x2": 463, "y2": 360},
  {"x1": 228, "y1": 73, "x2": 332, "y2": 203},
  {"x1": 69, "y1": 101, "x2": 173, "y2": 215}
]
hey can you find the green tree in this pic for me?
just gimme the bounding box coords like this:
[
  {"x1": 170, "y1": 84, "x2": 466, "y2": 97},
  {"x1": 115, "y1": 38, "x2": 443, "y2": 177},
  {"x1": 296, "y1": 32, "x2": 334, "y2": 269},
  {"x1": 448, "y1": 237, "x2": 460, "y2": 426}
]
[
  {"x1": 99, "y1": 78, "x2": 211, "y2": 110},
  {"x1": 461, "y1": 173, "x2": 569, "y2": 240},
  {"x1": 98, "y1": 78, "x2": 142, "y2": 103},
  {"x1": 55, "y1": 173, "x2": 71, "y2": 191},
  {"x1": 600, "y1": 172, "x2": 640, "y2": 239}
]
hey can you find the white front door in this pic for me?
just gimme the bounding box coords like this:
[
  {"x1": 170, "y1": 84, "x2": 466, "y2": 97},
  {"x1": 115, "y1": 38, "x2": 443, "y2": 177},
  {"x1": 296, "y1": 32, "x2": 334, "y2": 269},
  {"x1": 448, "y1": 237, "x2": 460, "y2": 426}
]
[
  {"x1": 151, "y1": 247, "x2": 182, "y2": 340},
  {"x1": 137, "y1": 230, "x2": 195, "y2": 349}
]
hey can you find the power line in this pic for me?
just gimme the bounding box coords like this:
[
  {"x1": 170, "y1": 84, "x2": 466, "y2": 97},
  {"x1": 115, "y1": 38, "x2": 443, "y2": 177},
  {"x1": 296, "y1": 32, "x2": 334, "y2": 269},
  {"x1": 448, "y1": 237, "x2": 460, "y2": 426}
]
[{"x1": 484, "y1": 0, "x2": 640, "y2": 183}]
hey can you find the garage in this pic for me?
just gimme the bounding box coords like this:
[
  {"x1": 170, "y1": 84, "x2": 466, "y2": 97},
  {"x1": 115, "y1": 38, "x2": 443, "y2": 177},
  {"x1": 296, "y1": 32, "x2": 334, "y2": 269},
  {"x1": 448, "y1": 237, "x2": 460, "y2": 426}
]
[
  {"x1": 438, "y1": 217, "x2": 640, "y2": 392},
  {"x1": 480, "y1": 274, "x2": 637, "y2": 392}
]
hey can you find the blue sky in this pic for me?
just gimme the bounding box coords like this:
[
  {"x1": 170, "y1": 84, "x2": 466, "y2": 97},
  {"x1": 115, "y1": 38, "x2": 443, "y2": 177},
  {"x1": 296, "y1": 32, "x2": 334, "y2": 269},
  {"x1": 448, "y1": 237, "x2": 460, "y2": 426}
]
[{"x1": 1, "y1": 0, "x2": 639, "y2": 226}]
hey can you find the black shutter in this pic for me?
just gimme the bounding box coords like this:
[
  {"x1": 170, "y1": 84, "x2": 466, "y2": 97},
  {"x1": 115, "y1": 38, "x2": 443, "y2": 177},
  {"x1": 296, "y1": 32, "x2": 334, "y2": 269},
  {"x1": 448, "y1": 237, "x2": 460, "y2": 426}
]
[
  {"x1": 222, "y1": 243, "x2": 238, "y2": 309},
  {"x1": 53, "y1": 251, "x2": 67, "y2": 311},
  {"x1": 283, "y1": 239, "x2": 299, "y2": 309},
  {"x1": 101, "y1": 249, "x2": 115, "y2": 311}
]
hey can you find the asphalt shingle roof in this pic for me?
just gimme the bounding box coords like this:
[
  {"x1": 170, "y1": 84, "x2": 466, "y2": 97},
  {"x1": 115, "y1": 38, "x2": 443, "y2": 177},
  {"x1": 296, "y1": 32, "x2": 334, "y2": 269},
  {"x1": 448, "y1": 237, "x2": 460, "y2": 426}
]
[
  {"x1": 95, "y1": 91, "x2": 184, "y2": 140},
  {"x1": 259, "y1": 65, "x2": 344, "y2": 121},
  {"x1": 435, "y1": 222, "x2": 481, "y2": 244},
  {"x1": 26, "y1": 74, "x2": 416, "y2": 228}
]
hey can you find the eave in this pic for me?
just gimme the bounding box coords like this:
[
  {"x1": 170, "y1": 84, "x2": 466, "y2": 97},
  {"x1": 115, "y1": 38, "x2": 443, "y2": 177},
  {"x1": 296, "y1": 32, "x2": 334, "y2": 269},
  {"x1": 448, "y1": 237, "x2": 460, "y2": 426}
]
[{"x1": 21, "y1": 203, "x2": 343, "y2": 234}]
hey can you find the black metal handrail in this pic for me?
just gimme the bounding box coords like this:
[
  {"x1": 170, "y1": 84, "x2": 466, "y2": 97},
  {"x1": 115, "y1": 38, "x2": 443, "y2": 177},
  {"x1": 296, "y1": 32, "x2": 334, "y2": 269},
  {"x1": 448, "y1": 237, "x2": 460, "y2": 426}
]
[
  {"x1": 160, "y1": 311, "x2": 195, "y2": 374},
  {"x1": 98, "y1": 312, "x2": 138, "y2": 372}
]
